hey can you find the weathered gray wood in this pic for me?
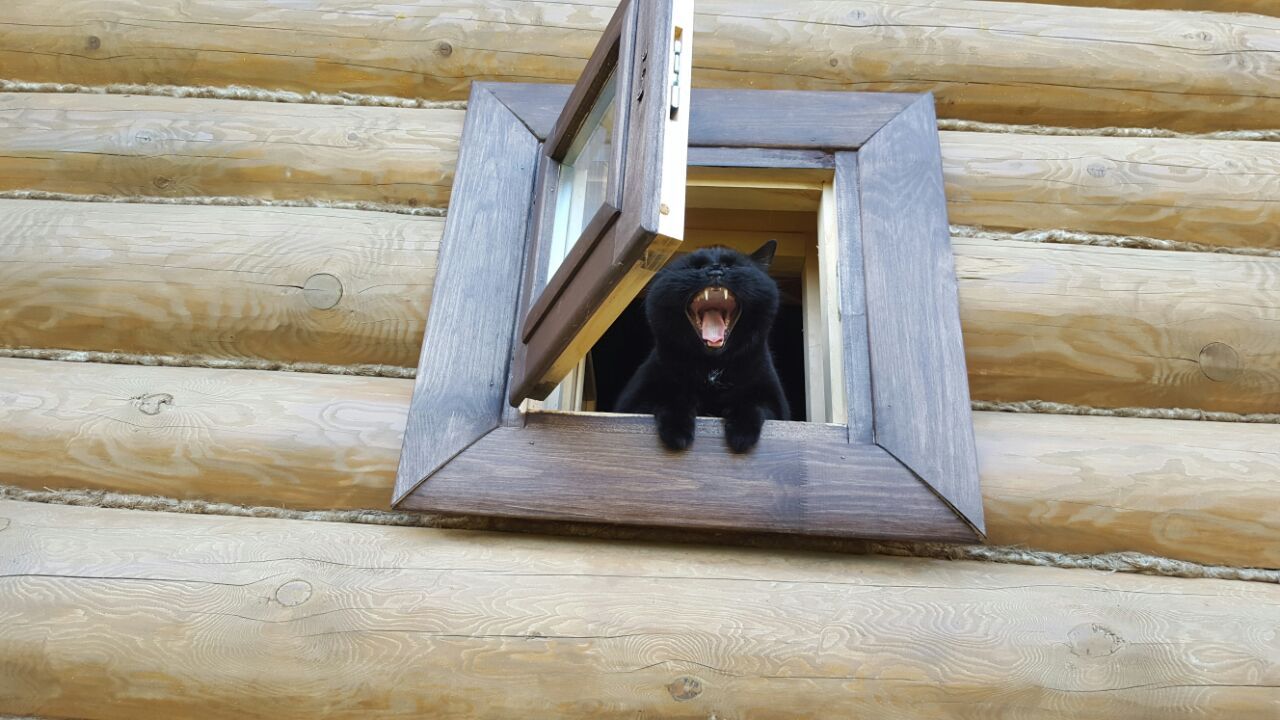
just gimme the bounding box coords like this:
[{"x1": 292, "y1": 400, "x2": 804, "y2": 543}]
[
  {"x1": 497, "y1": 85, "x2": 923, "y2": 152},
  {"x1": 689, "y1": 146, "x2": 833, "y2": 168},
  {"x1": 393, "y1": 84, "x2": 540, "y2": 503},
  {"x1": 855, "y1": 94, "x2": 985, "y2": 534},
  {"x1": 402, "y1": 412, "x2": 976, "y2": 542},
  {"x1": 833, "y1": 152, "x2": 873, "y2": 444},
  {"x1": 544, "y1": 0, "x2": 631, "y2": 161}
]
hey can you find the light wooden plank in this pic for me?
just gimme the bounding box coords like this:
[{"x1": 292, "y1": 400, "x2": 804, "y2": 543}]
[
  {"x1": 3, "y1": 358, "x2": 1279, "y2": 567},
  {"x1": 942, "y1": 132, "x2": 1280, "y2": 250},
  {"x1": 0, "y1": 199, "x2": 438, "y2": 367},
  {"x1": 0, "y1": 91, "x2": 460, "y2": 205},
  {"x1": 6, "y1": 92, "x2": 1280, "y2": 249},
  {"x1": 3, "y1": 1, "x2": 1278, "y2": 131},
  {"x1": 3, "y1": 499, "x2": 1279, "y2": 720}
]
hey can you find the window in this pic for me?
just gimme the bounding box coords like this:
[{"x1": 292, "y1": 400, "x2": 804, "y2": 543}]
[{"x1": 396, "y1": 0, "x2": 984, "y2": 543}]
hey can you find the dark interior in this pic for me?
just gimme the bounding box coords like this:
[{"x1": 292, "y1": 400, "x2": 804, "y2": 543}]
[{"x1": 587, "y1": 274, "x2": 808, "y2": 422}]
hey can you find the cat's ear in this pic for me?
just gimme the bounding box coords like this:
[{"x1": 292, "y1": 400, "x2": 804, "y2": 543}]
[{"x1": 749, "y1": 240, "x2": 777, "y2": 270}]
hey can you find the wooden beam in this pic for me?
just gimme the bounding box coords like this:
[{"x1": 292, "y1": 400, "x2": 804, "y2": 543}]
[
  {"x1": 0, "y1": 358, "x2": 410, "y2": 513},
  {"x1": 942, "y1": 132, "x2": 1280, "y2": 250},
  {"x1": 0, "y1": 199, "x2": 438, "y2": 367},
  {"x1": 2, "y1": 358, "x2": 1278, "y2": 569},
  {"x1": 2, "y1": 499, "x2": 1278, "y2": 719},
  {"x1": 6, "y1": 197, "x2": 1275, "y2": 412},
  {"x1": 4, "y1": 94, "x2": 1278, "y2": 249},
  {"x1": 956, "y1": 237, "x2": 1280, "y2": 414},
  {"x1": 0, "y1": 92, "x2": 460, "y2": 206},
  {"x1": 1, "y1": 1, "x2": 1277, "y2": 131}
]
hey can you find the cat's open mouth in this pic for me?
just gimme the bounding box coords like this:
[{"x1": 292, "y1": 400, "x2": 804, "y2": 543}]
[{"x1": 688, "y1": 286, "x2": 738, "y2": 349}]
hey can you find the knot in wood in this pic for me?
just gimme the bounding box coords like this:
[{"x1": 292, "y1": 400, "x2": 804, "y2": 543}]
[
  {"x1": 86, "y1": 35, "x2": 101, "y2": 50},
  {"x1": 275, "y1": 579, "x2": 313, "y2": 607},
  {"x1": 1068, "y1": 623, "x2": 1124, "y2": 659},
  {"x1": 667, "y1": 675, "x2": 703, "y2": 702},
  {"x1": 434, "y1": 41, "x2": 453, "y2": 57},
  {"x1": 1198, "y1": 342, "x2": 1240, "y2": 382},
  {"x1": 303, "y1": 273, "x2": 343, "y2": 310},
  {"x1": 152, "y1": 175, "x2": 173, "y2": 190},
  {"x1": 132, "y1": 392, "x2": 174, "y2": 416}
]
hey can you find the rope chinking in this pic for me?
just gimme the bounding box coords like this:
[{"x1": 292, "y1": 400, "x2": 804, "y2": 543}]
[
  {"x1": 0, "y1": 190, "x2": 445, "y2": 217},
  {"x1": 0, "y1": 347, "x2": 416, "y2": 379},
  {"x1": 951, "y1": 225, "x2": 1280, "y2": 260},
  {"x1": 937, "y1": 118, "x2": 1280, "y2": 142},
  {"x1": 3, "y1": 483, "x2": 1276, "y2": 583},
  {"x1": 973, "y1": 399, "x2": 1280, "y2": 424},
  {"x1": 0, "y1": 79, "x2": 467, "y2": 110}
]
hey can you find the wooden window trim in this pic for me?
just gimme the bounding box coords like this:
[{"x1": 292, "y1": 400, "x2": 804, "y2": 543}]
[
  {"x1": 395, "y1": 82, "x2": 985, "y2": 543},
  {"x1": 513, "y1": 0, "x2": 694, "y2": 403}
]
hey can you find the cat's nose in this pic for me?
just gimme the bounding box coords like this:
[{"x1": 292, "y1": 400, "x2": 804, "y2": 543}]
[{"x1": 707, "y1": 266, "x2": 725, "y2": 282}]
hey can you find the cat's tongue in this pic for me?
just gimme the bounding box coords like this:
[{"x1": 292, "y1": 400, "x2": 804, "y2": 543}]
[{"x1": 700, "y1": 310, "x2": 728, "y2": 347}]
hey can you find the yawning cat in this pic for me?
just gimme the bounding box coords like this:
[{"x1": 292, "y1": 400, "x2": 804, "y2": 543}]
[{"x1": 616, "y1": 241, "x2": 789, "y2": 452}]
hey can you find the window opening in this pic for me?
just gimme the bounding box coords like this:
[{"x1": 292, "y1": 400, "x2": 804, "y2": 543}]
[{"x1": 539, "y1": 166, "x2": 847, "y2": 424}]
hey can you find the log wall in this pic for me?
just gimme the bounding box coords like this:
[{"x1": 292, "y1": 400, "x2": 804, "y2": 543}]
[
  {"x1": 2, "y1": 501, "x2": 1277, "y2": 720},
  {"x1": 5, "y1": 199, "x2": 1275, "y2": 412},
  {"x1": 1, "y1": 1, "x2": 1278, "y2": 130},
  {"x1": 3, "y1": 357, "x2": 1278, "y2": 570},
  {"x1": 5, "y1": 94, "x2": 1280, "y2": 250}
]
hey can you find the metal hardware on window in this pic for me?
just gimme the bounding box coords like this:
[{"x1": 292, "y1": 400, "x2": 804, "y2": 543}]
[{"x1": 670, "y1": 29, "x2": 683, "y2": 117}]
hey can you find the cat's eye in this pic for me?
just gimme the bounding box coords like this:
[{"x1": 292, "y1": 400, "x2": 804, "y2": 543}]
[{"x1": 398, "y1": 0, "x2": 983, "y2": 547}]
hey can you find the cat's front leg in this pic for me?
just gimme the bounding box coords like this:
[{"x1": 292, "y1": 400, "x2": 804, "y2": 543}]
[
  {"x1": 724, "y1": 404, "x2": 767, "y2": 454},
  {"x1": 655, "y1": 403, "x2": 697, "y2": 451}
]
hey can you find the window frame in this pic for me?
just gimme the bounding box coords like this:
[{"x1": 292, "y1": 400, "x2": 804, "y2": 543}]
[
  {"x1": 512, "y1": 0, "x2": 694, "y2": 403},
  {"x1": 395, "y1": 82, "x2": 985, "y2": 543}
]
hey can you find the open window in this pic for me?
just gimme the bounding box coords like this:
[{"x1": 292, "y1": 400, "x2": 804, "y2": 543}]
[{"x1": 396, "y1": 0, "x2": 984, "y2": 543}]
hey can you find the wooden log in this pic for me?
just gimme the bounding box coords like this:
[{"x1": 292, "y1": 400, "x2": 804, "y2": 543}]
[
  {"x1": 1, "y1": 499, "x2": 1278, "y2": 719},
  {"x1": 956, "y1": 238, "x2": 1280, "y2": 414},
  {"x1": 0, "y1": 91, "x2": 460, "y2": 206},
  {"x1": 2, "y1": 358, "x2": 1278, "y2": 569},
  {"x1": 941, "y1": 132, "x2": 1280, "y2": 250},
  {"x1": 0, "y1": 199, "x2": 438, "y2": 367},
  {"x1": 6, "y1": 93, "x2": 1280, "y2": 248},
  {"x1": 0, "y1": 359, "x2": 409, "y2": 513},
  {"x1": 6, "y1": 197, "x2": 1276, "y2": 412},
  {"x1": 1, "y1": 1, "x2": 1278, "y2": 131}
]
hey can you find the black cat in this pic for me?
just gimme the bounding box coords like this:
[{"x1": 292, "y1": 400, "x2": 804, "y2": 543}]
[{"x1": 616, "y1": 241, "x2": 789, "y2": 453}]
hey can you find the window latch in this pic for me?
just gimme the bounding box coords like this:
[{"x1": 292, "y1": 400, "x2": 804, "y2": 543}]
[{"x1": 670, "y1": 30, "x2": 683, "y2": 118}]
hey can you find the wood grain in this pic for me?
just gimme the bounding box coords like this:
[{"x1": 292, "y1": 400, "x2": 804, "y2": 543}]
[
  {"x1": 957, "y1": 238, "x2": 1280, "y2": 414},
  {"x1": 2, "y1": 1, "x2": 1277, "y2": 130},
  {"x1": 943, "y1": 132, "x2": 1280, "y2": 250},
  {"x1": 6, "y1": 196, "x2": 1276, "y2": 412},
  {"x1": 7, "y1": 91, "x2": 1280, "y2": 249},
  {"x1": 395, "y1": 85, "x2": 539, "y2": 501},
  {"x1": 402, "y1": 412, "x2": 976, "y2": 543},
  {"x1": 976, "y1": 411, "x2": 1280, "y2": 565},
  {"x1": 856, "y1": 97, "x2": 983, "y2": 531},
  {"x1": 0, "y1": 358, "x2": 409, "y2": 511},
  {"x1": 0, "y1": 91, "x2": 460, "y2": 205},
  {"x1": 3, "y1": 500, "x2": 1279, "y2": 720},
  {"x1": 3, "y1": 358, "x2": 1279, "y2": 567},
  {"x1": 0, "y1": 198, "x2": 438, "y2": 367}
]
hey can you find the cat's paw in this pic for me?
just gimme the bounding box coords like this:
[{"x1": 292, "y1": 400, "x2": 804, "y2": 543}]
[
  {"x1": 725, "y1": 425, "x2": 761, "y2": 453},
  {"x1": 656, "y1": 413, "x2": 695, "y2": 451},
  {"x1": 725, "y1": 409, "x2": 765, "y2": 453}
]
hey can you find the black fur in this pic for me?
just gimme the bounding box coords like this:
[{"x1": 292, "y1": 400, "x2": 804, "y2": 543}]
[{"x1": 616, "y1": 241, "x2": 789, "y2": 452}]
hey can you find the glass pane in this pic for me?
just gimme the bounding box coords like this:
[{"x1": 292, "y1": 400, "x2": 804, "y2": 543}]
[{"x1": 546, "y1": 70, "x2": 618, "y2": 282}]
